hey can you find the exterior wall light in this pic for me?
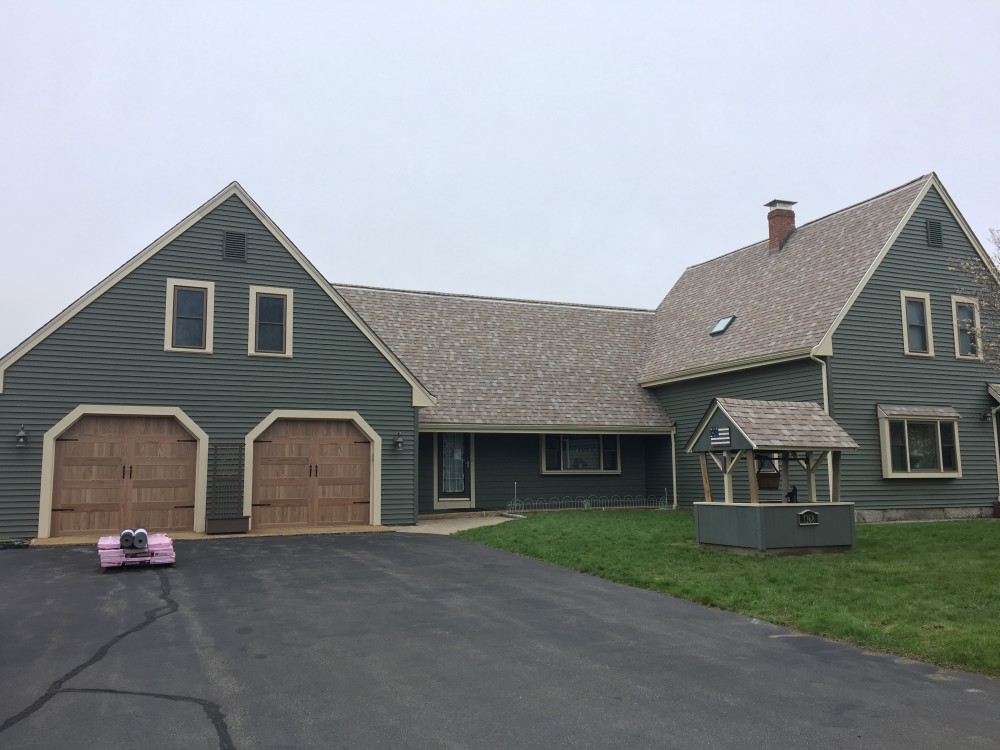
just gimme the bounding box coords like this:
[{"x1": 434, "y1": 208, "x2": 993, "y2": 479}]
[
  {"x1": 15, "y1": 425, "x2": 28, "y2": 447},
  {"x1": 981, "y1": 409, "x2": 993, "y2": 424},
  {"x1": 393, "y1": 432, "x2": 404, "y2": 450}
]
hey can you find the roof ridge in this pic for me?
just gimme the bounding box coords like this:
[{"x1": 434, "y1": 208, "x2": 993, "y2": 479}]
[
  {"x1": 682, "y1": 173, "x2": 933, "y2": 272},
  {"x1": 333, "y1": 282, "x2": 655, "y2": 314}
]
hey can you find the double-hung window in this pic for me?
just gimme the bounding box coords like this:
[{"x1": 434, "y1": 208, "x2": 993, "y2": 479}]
[
  {"x1": 164, "y1": 279, "x2": 214, "y2": 353},
  {"x1": 878, "y1": 406, "x2": 961, "y2": 478},
  {"x1": 249, "y1": 286, "x2": 293, "y2": 357},
  {"x1": 951, "y1": 296, "x2": 981, "y2": 360},
  {"x1": 542, "y1": 435, "x2": 620, "y2": 474},
  {"x1": 900, "y1": 291, "x2": 934, "y2": 356}
]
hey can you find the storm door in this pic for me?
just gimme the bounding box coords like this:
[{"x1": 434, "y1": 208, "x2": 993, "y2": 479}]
[{"x1": 436, "y1": 433, "x2": 473, "y2": 508}]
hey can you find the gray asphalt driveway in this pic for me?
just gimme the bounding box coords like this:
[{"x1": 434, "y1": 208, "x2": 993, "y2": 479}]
[{"x1": 1, "y1": 534, "x2": 997, "y2": 749}]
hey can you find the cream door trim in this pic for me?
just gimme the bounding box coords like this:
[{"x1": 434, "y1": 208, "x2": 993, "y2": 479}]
[
  {"x1": 244, "y1": 410, "x2": 383, "y2": 526},
  {"x1": 432, "y1": 432, "x2": 475, "y2": 510},
  {"x1": 38, "y1": 405, "x2": 210, "y2": 539}
]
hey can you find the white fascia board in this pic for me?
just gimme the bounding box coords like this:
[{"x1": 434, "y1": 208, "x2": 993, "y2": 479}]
[
  {"x1": 639, "y1": 349, "x2": 814, "y2": 389},
  {"x1": 417, "y1": 423, "x2": 675, "y2": 435}
]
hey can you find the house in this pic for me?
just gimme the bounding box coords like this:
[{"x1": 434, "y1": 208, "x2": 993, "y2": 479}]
[
  {"x1": 0, "y1": 172, "x2": 995, "y2": 539},
  {"x1": 642, "y1": 174, "x2": 999, "y2": 521}
]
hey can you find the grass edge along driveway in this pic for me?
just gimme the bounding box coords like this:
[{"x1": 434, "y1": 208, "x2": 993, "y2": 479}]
[{"x1": 458, "y1": 510, "x2": 1000, "y2": 677}]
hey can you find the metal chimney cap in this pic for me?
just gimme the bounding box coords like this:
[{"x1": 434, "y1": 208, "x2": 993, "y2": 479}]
[{"x1": 764, "y1": 199, "x2": 797, "y2": 211}]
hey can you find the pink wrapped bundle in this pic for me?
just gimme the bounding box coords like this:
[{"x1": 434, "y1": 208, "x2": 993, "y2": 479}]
[{"x1": 97, "y1": 532, "x2": 176, "y2": 568}]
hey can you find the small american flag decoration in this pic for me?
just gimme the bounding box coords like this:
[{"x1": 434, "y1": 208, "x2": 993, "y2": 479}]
[{"x1": 709, "y1": 426, "x2": 730, "y2": 447}]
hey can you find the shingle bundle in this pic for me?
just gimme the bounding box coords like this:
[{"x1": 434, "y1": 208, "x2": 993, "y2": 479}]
[{"x1": 98, "y1": 528, "x2": 176, "y2": 568}]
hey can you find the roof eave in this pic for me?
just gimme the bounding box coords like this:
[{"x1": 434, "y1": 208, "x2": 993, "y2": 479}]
[
  {"x1": 418, "y1": 422, "x2": 675, "y2": 435},
  {"x1": 641, "y1": 348, "x2": 815, "y2": 389}
]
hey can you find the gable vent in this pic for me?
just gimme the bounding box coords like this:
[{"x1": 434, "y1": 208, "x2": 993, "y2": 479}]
[
  {"x1": 223, "y1": 231, "x2": 247, "y2": 262},
  {"x1": 925, "y1": 219, "x2": 943, "y2": 248}
]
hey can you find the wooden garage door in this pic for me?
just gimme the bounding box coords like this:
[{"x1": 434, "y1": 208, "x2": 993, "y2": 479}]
[
  {"x1": 252, "y1": 419, "x2": 371, "y2": 528},
  {"x1": 51, "y1": 415, "x2": 197, "y2": 536}
]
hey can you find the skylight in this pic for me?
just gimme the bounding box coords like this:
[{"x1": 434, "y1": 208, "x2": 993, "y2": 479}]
[{"x1": 711, "y1": 316, "x2": 735, "y2": 336}]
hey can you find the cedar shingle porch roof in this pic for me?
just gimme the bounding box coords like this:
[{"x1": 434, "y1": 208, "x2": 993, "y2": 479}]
[
  {"x1": 335, "y1": 285, "x2": 672, "y2": 431},
  {"x1": 688, "y1": 398, "x2": 859, "y2": 452}
]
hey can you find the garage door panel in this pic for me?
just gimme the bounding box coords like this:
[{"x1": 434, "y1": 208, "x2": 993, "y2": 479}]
[
  {"x1": 253, "y1": 499, "x2": 311, "y2": 527},
  {"x1": 52, "y1": 509, "x2": 123, "y2": 536},
  {"x1": 252, "y1": 419, "x2": 371, "y2": 529},
  {"x1": 51, "y1": 414, "x2": 197, "y2": 536}
]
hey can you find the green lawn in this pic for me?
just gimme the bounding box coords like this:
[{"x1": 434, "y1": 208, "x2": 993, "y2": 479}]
[{"x1": 457, "y1": 510, "x2": 1000, "y2": 676}]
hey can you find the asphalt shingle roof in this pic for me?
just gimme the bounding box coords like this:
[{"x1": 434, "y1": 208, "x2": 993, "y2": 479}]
[
  {"x1": 335, "y1": 286, "x2": 672, "y2": 430},
  {"x1": 640, "y1": 175, "x2": 931, "y2": 383},
  {"x1": 714, "y1": 398, "x2": 859, "y2": 451}
]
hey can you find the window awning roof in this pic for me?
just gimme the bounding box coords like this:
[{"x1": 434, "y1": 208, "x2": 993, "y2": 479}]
[{"x1": 877, "y1": 404, "x2": 961, "y2": 419}]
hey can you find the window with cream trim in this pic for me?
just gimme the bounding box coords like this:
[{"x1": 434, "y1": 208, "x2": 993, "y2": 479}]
[
  {"x1": 542, "y1": 435, "x2": 620, "y2": 473},
  {"x1": 248, "y1": 285, "x2": 293, "y2": 357},
  {"x1": 900, "y1": 291, "x2": 933, "y2": 356},
  {"x1": 951, "y1": 296, "x2": 981, "y2": 360},
  {"x1": 164, "y1": 278, "x2": 214, "y2": 353},
  {"x1": 878, "y1": 407, "x2": 961, "y2": 478}
]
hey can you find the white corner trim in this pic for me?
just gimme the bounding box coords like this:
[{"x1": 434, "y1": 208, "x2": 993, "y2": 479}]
[
  {"x1": 0, "y1": 182, "x2": 437, "y2": 407},
  {"x1": 242, "y1": 410, "x2": 383, "y2": 527},
  {"x1": 164, "y1": 278, "x2": 215, "y2": 354},
  {"x1": 248, "y1": 285, "x2": 294, "y2": 358},
  {"x1": 37, "y1": 405, "x2": 210, "y2": 539}
]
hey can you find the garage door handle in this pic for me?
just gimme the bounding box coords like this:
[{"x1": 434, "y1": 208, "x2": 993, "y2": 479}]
[
  {"x1": 122, "y1": 465, "x2": 126, "y2": 479},
  {"x1": 308, "y1": 465, "x2": 312, "y2": 477},
  {"x1": 129, "y1": 465, "x2": 133, "y2": 479}
]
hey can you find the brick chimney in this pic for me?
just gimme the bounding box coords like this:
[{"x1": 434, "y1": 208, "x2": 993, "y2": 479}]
[{"x1": 765, "y1": 199, "x2": 797, "y2": 249}]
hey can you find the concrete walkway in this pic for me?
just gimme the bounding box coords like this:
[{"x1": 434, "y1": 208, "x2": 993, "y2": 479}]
[{"x1": 394, "y1": 516, "x2": 514, "y2": 535}]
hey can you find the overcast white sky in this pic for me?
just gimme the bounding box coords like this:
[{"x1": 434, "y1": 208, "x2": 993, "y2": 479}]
[{"x1": 2, "y1": 1, "x2": 998, "y2": 355}]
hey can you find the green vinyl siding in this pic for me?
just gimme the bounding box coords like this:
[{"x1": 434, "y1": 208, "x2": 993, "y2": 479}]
[
  {"x1": 828, "y1": 186, "x2": 999, "y2": 510},
  {"x1": 643, "y1": 435, "x2": 674, "y2": 503},
  {"x1": 0, "y1": 195, "x2": 418, "y2": 536},
  {"x1": 416, "y1": 432, "x2": 652, "y2": 511},
  {"x1": 651, "y1": 359, "x2": 827, "y2": 506},
  {"x1": 417, "y1": 432, "x2": 435, "y2": 514}
]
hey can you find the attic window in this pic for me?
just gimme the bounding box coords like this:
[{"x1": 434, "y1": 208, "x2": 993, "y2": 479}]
[
  {"x1": 710, "y1": 316, "x2": 736, "y2": 336},
  {"x1": 223, "y1": 231, "x2": 247, "y2": 262},
  {"x1": 925, "y1": 220, "x2": 943, "y2": 248}
]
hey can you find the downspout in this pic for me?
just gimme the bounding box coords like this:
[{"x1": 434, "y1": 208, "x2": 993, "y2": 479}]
[
  {"x1": 671, "y1": 428, "x2": 678, "y2": 510},
  {"x1": 810, "y1": 351, "x2": 835, "y2": 500}
]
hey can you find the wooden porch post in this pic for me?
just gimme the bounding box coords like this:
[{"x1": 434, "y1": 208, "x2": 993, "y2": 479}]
[
  {"x1": 699, "y1": 453, "x2": 713, "y2": 502},
  {"x1": 806, "y1": 452, "x2": 817, "y2": 501},
  {"x1": 781, "y1": 452, "x2": 790, "y2": 501},
  {"x1": 747, "y1": 452, "x2": 760, "y2": 505},
  {"x1": 831, "y1": 451, "x2": 842, "y2": 502},
  {"x1": 722, "y1": 451, "x2": 734, "y2": 503}
]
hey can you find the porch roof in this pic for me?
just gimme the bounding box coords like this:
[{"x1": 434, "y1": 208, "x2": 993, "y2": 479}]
[
  {"x1": 687, "y1": 398, "x2": 859, "y2": 452},
  {"x1": 335, "y1": 284, "x2": 673, "y2": 431}
]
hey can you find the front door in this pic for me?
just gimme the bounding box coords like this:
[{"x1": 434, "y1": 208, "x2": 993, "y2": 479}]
[{"x1": 435, "y1": 433, "x2": 473, "y2": 509}]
